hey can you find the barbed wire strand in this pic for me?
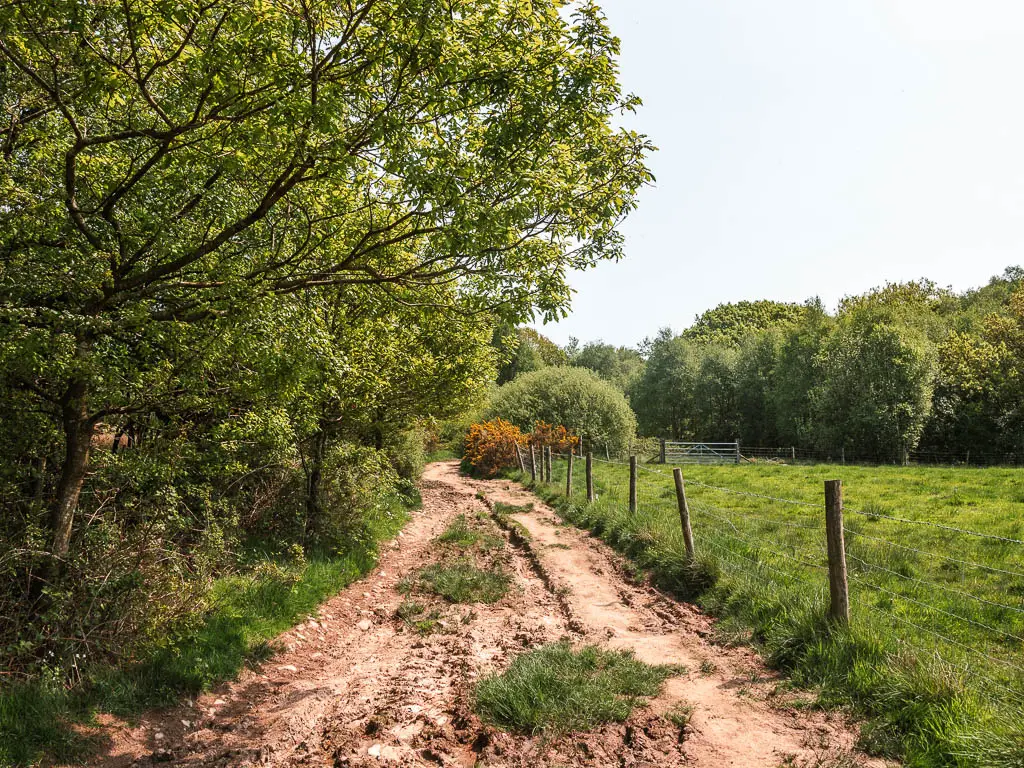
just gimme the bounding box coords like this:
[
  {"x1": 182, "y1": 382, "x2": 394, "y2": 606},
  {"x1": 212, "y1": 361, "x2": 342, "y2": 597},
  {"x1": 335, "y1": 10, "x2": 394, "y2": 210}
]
[
  {"x1": 846, "y1": 553, "x2": 1024, "y2": 618},
  {"x1": 693, "y1": 500, "x2": 823, "y2": 532},
  {"x1": 690, "y1": 510, "x2": 827, "y2": 572},
  {"x1": 851, "y1": 574, "x2": 1024, "y2": 649},
  {"x1": 863, "y1": 602, "x2": 1024, "y2": 705},
  {"x1": 845, "y1": 505, "x2": 1024, "y2": 546},
  {"x1": 844, "y1": 527, "x2": 1024, "y2": 581}
]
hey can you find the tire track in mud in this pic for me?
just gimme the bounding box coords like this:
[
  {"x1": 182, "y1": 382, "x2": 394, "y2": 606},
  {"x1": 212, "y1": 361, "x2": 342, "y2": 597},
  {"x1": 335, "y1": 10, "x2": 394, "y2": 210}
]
[{"x1": 87, "y1": 462, "x2": 884, "y2": 768}]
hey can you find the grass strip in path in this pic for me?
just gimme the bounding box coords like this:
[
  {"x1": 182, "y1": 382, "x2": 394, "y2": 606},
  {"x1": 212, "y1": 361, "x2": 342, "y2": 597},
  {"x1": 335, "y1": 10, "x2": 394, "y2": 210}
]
[
  {"x1": 412, "y1": 561, "x2": 511, "y2": 604},
  {"x1": 474, "y1": 641, "x2": 683, "y2": 735}
]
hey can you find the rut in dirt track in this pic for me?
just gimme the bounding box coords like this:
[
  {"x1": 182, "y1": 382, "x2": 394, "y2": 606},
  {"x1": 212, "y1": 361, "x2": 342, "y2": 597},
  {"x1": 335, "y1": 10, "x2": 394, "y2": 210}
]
[{"x1": 89, "y1": 461, "x2": 883, "y2": 768}]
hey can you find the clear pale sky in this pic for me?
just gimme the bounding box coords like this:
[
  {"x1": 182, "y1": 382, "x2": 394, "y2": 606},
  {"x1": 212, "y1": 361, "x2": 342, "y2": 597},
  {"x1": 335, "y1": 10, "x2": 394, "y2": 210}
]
[{"x1": 544, "y1": 0, "x2": 1024, "y2": 347}]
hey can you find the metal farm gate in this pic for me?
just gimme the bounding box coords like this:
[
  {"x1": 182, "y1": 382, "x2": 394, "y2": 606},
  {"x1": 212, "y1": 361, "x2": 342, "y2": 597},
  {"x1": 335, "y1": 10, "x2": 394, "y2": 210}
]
[{"x1": 660, "y1": 441, "x2": 740, "y2": 465}]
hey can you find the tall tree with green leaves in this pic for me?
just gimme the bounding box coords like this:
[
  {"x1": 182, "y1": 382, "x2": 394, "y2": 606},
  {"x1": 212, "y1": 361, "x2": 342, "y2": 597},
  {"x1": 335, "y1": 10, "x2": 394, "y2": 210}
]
[
  {"x1": 570, "y1": 341, "x2": 645, "y2": 393},
  {"x1": 0, "y1": 0, "x2": 652, "y2": 559},
  {"x1": 682, "y1": 300, "x2": 806, "y2": 346},
  {"x1": 809, "y1": 319, "x2": 936, "y2": 463},
  {"x1": 630, "y1": 329, "x2": 698, "y2": 439}
]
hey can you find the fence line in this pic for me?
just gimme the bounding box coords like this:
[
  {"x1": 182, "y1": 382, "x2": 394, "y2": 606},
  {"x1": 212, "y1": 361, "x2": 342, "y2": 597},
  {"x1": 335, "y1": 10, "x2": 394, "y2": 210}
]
[
  {"x1": 524, "y1": 448, "x2": 1024, "y2": 707},
  {"x1": 562, "y1": 451, "x2": 1024, "y2": 548}
]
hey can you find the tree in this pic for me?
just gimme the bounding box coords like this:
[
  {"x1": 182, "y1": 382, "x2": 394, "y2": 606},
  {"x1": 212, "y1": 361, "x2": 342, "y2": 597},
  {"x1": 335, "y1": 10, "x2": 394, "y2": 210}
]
[
  {"x1": 772, "y1": 299, "x2": 831, "y2": 446},
  {"x1": 925, "y1": 285, "x2": 1024, "y2": 457},
  {"x1": 570, "y1": 341, "x2": 645, "y2": 393},
  {"x1": 487, "y1": 367, "x2": 637, "y2": 456},
  {"x1": 734, "y1": 331, "x2": 781, "y2": 445},
  {"x1": 682, "y1": 300, "x2": 806, "y2": 346},
  {"x1": 292, "y1": 284, "x2": 496, "y2": 540},
  {"x1": 809, "y1": 320, "x2": 936, "y2": 463},
  {"x1": 0, "y1": 0, "x2": 652, "y2": 559},
  {"x1": 493, "y1": 326, "x2": 565, "y2": 384},
  {"x1": 691, "y1": 345, "x2": 739, "y2": 440},
  {"x1": 630, "y1": 329, "x2": 698, "y2": 439}
]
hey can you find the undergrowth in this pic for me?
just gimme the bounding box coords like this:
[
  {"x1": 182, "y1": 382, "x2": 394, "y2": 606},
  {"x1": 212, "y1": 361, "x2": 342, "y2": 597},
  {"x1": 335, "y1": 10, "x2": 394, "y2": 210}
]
[
  {"x1": 0, "y1": 495, "x2": 413, "y2": 768},
  {"x1": 474, "y1": 641, "x2": 682, "y2": 734}
]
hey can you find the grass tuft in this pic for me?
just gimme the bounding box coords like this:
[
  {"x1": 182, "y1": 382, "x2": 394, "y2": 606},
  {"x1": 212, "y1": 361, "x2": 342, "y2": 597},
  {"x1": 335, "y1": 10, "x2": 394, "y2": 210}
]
[
  {"x1": 475, "y1": 641, "x2": 682, "y2": 735},
  {"x1": 436, "y1": 514, "x2": 501, "y2": 550},
  {"x1": 665, "y1": 701, "x2": 694, "y2": 729},
  {"x1": 416, "y1": 561, "x2": 511, "y2": 604}
]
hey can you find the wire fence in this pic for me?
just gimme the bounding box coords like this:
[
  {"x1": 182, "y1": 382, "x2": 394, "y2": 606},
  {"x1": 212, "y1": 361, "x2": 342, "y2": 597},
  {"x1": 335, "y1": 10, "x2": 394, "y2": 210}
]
[
  {"x1": 726, "y1": 444, "x2": 1024, "y2": 468},
  {"x1": 523, "y1": 447, "x2": 1024, "y2": 709}
]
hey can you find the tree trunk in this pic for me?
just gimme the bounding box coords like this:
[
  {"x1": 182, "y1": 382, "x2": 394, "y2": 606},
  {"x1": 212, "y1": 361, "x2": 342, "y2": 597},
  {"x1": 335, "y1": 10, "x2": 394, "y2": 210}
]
[
  {"x1": 50, "y1": 377, "x2": 94, "y2": 559},
  {"x1": 304, "y1": 425, "x2": 328, "y2": 545}
]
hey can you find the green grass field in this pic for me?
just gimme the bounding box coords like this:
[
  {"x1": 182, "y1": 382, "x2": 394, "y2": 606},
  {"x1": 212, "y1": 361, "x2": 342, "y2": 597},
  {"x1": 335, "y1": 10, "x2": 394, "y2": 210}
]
[{"x1": 519, "y1": 458, "x2": 1024, "y2": 768}]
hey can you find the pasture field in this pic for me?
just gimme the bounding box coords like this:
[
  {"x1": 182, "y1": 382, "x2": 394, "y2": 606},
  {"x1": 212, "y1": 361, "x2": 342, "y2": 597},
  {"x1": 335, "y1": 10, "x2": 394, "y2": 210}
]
[{"x1": 522, "y1": 459, "x2": 1024, "y2": 767}]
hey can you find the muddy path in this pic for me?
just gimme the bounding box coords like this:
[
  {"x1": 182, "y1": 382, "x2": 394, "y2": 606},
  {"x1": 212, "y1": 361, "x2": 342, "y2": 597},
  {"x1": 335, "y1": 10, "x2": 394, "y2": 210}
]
[{"x1": 89, "y1": 461, "x2": 884, "y2": 768}]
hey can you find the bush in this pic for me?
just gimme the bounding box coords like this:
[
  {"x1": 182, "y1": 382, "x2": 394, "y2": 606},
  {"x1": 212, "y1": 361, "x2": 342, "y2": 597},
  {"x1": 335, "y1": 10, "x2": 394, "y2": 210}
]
[
  {"x1": 487, "y1": 367, "x2": 637, "y2": 456},
  {"x1": 529, "y1": 420, "x2": 579, "y2": 454},
  {"x1": 463, "y1": 418, "x2": 526, "y2": 478}
]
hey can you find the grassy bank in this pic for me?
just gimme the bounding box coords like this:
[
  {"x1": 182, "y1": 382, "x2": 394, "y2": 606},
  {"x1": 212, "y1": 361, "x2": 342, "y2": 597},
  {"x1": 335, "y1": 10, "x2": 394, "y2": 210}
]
[
  {"x1": 0, "y1": 494, "x2": 413, "y2": 768},
  {"x1": 516, "y1": 459, "x2": 1024, "y2": 767}
]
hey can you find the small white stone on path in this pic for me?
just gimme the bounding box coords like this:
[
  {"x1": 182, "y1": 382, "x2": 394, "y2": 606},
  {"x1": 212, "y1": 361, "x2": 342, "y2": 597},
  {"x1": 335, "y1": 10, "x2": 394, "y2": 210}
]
[
  {"x1": 278, "y1": 665, "x2": 298, "y2": 673},
  {"x1": 213, "y1": 699, "x2": 226, "y2": 705},
  {"x1": 358, "y1": 619, "x2": 372, "y2": 631},
  {"x1": 367, "y1": 744, "x2": 382, "y2": 757},
  {"x1": 154, "y1": 732, "x2": 164, "y2": 741}
]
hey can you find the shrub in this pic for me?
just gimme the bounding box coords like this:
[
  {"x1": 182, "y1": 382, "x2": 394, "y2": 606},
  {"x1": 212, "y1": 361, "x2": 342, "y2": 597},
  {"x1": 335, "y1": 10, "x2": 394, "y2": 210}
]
[
  {"x1": 529, "y1": 420, "x2": 579, "y2": 454},
  {"x1": 487, "y1": 367, "x2": 637, "y2": 456},
  {"x1": 463, "y1": 418, "x2": 526, "y2": 478}
]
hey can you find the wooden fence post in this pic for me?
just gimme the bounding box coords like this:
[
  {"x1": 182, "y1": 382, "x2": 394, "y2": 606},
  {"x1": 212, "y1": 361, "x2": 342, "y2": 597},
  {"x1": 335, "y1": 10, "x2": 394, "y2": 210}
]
[
  {"x1": 629, "y1": 455, "x2": 638, "y2": 513},
  {"x1": 673, "y1": 467, "x2": 696, "y2": 560},
  {"x1": 660, "y1": 439, "x2": 666, "y2": 464},
  {"x1": 545, "y1": 446, "x2": 552, "y2": 483},
  {"x1": 735, "y1": 439, "x2": 741, "y2": 465},
  {"x1": 586, "y1": 452, "x2": 594, "y2": 503},
  {"x1": 516, "y1": 444, "x2": 525, "y2": 473},
  {"x1": 791, "y1": 446, "x2": 796, "y2": 461},
  {"x1": 529, "y1": 446, "x2": 537, "y2": 483},
  {"x1": 566, "y1": 452, "x2": 574, "y2": 497},
  {"x1": 824, "y1": 479, "x2": 850, "y2": 625}
]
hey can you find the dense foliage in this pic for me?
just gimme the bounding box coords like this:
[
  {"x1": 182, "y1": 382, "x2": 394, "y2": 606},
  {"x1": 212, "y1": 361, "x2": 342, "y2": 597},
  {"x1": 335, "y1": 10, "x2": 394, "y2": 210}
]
[
  {"x1": 463, "y1": 419, "x2": 526, "y2": 479},
  {"x1": 0, "y1": 0, "x2": 651, "y2": 738},
  {"x1": 681, "y1": 300, "x2": 807, "y2": 346},
  {"x1": 626, "y1": 269, "x2": 1024, "y2": 462},
  {"x1": 487, "y1": 367, "x2": 637, "y2": 455}
]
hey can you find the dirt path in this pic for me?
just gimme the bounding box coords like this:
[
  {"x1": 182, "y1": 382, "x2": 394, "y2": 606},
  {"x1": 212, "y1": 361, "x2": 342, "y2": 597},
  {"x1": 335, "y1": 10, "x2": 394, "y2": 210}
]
[{"x1": 89, "y1": 462, "x2": 884, "y2": 768}]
